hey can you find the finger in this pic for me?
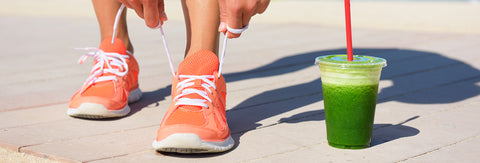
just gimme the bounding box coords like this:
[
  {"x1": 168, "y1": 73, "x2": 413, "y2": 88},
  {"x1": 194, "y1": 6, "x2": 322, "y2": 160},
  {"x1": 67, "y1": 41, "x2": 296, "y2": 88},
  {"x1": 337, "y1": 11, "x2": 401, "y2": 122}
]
[
  {"x1": 218, "y1": 0, "x2": 228, "y2": 33},
  {"x1": 218, "y1": 22, "x2": 227, "y2": 34},
  {"x1": 125, "y1": 0, "x2": 145, "y2": 19},
  {"x1": 227, "y1": 12, "x2": 253, "y2": 38},
  {"x1": 226, "y1": 3, "x2": 244, "y2": 38},
  {"x1": 242, "y1": 9, "x2": 253, "y2": 27},
  {"x1": 218, "y1": 0, "x2": 227, "y2": 22},
  {"x1": 228, "y1": 32, "x2": 242, "y2": 38},
  {"x1": 143, "y1": 0, "x2": 160, "y2": 28},
  {"x1": 257, "y1": 0, "x2": 270, "y2": 14},
  {"x1": 158, "y1": 1, "x2": 168, "y2": 23},
  {"x1": 227, "y1": 31, "x2": 241, "y2": 39},
  {"x1": 226, "y1": 26, "x2": 242, "y2": 39},
  {"x1": 117, "y1": 0, "x2": 131, "y2": 8}
]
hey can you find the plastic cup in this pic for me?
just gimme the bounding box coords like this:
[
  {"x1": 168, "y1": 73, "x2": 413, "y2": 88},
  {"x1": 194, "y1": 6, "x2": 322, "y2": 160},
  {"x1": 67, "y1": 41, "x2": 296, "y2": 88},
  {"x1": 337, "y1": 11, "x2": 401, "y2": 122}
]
[{"x1": 315, "y1": 54, "x2": 386, "y2": 149}]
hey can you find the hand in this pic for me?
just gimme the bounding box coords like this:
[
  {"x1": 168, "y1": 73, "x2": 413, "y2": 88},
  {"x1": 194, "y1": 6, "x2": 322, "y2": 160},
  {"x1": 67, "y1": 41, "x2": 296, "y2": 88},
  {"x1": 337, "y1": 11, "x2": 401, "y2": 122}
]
[
  {"x1": 218, "y1": 0, "x2": 270, "y2": 38},
  {"x1": 116, "y1": 0, "x2": 168, "y2": 28}
]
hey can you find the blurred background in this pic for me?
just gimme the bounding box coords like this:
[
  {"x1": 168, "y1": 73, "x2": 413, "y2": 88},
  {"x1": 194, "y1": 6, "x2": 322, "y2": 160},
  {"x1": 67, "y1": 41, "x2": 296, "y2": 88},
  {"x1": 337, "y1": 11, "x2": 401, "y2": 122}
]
[{"x1": 1, "y1": 0, "x2": 479, "y2": 34}]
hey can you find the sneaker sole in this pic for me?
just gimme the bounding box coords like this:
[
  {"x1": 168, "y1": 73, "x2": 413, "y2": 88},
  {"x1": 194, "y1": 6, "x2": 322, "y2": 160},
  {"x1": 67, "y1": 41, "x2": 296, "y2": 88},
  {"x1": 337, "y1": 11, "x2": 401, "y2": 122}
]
[
  {"x1": 152, "y1": 133, "x2": 234, "y2": 154},
  {"x1": 67, "y1": 88, "x2": 142, "y2": 119},
  {"x1": 67, "y1": 103, "x2": 130, "y2": 119}
]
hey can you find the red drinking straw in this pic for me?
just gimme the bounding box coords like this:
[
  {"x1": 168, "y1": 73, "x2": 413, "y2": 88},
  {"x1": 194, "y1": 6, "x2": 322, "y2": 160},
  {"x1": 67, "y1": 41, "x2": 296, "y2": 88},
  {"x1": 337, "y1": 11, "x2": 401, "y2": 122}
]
[{"x1": 344, "y1": 0, "x2": 353, "y2": 61}]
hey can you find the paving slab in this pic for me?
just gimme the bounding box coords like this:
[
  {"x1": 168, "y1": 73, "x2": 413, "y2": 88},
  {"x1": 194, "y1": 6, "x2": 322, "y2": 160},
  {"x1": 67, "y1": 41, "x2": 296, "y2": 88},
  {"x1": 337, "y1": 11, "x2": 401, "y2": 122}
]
[
  {"x1": 22, "y1": 126, "x2": 158, "y2": 163},
  {"x1": 1, "y1": 0, "x2": 480, "y2": 163},
  {"x1": 403, "y1": 135, "x2": 480, "y2": 163}
]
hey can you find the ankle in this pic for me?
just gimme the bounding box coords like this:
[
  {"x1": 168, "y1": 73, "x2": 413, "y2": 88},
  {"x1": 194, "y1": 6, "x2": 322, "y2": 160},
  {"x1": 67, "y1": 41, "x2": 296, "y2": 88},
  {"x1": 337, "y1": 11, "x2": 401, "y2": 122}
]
[{"x1": 101, "y1": 35, "x2": 134, "y2": 53}]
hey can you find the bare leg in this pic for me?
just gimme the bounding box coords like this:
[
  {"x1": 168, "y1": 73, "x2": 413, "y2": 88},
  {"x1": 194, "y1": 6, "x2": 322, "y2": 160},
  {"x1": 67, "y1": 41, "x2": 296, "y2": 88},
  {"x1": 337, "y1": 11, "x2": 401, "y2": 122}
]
[
  {"x1": 182, "y1": 0, "x2": 220, "y2": 58},
  {"x1": 92, "y1": 0, "x2": 134, "y2": 52}
]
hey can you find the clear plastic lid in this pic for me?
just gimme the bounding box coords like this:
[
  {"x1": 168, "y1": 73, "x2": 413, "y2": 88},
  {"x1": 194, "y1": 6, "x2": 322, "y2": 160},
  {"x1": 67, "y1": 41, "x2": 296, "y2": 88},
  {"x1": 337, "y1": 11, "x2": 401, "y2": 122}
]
[{"x1": 315, "y1": 55, "x2": 387, "y2": 68}]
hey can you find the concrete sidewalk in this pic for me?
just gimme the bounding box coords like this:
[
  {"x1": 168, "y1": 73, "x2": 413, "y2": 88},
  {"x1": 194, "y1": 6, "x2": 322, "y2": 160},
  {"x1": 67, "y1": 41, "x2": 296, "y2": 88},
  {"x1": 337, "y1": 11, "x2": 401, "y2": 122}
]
[{"x1": 1, "y1": 0, "x2": 479, "y2": 162}]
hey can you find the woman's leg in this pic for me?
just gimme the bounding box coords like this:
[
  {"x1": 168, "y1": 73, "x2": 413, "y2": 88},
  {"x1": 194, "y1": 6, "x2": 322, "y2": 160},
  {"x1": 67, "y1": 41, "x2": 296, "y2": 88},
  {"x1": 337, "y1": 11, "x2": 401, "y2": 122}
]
[
  {"x1": 181, "y1": 0, "x2": 220, "y2": 57},
  {"x1": 92, "y1": 0, "x2": 134, "y2": 52}
]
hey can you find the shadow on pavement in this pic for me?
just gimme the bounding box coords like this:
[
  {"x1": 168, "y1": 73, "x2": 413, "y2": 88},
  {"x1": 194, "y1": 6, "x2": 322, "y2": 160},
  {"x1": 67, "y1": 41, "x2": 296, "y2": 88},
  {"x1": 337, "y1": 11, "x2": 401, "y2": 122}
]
[
  {"x1": 226, "y1": 48, "x2": 480, "y2": 149},
  {"x1": 128, "y1": 85, "x2": 171, "y2": 116},
  {"x1": 131, "y1": 48, "x2": 479, "y2": 152},
  {"x1": 371, "y1": 116, "x2": 420, "y2": 147}
]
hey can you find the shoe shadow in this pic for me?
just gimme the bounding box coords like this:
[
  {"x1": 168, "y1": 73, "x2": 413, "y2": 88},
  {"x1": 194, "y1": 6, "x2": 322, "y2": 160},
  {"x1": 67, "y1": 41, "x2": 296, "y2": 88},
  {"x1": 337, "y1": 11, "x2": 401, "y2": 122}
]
[
  {"x1": 157, "y1": 151, "x2": 229, "y2": 158},
  {"x1": 226, "y1": 48, "x2": 480, "y2": 150},
  {"x1": 128, "y1": 85, "x2": 172, "y2": 116}
]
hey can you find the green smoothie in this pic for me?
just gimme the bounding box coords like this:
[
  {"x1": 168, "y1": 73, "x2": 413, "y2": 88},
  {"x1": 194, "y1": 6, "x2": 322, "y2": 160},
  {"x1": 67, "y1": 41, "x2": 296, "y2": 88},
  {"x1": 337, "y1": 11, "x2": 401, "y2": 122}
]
[
  {"x1": 323, "y1": 83, "x2": 378, "y2": 149},
  {"x1": 316, "y1": 54, "x2": 386, "y2": 149}
]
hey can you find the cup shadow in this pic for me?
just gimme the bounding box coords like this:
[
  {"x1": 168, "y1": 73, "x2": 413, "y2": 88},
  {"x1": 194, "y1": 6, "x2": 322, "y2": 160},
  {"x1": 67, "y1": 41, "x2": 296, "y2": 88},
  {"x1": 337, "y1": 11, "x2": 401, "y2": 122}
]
[
  {"x1": 371, "y1": 116, "x2": 420, "y2": 147},
  {"x1": 225, "y1": 48, "x2": 480, "y2": 149},
  {"x1": 270, "y1": 112, "x2": 419, "y2": 148}
]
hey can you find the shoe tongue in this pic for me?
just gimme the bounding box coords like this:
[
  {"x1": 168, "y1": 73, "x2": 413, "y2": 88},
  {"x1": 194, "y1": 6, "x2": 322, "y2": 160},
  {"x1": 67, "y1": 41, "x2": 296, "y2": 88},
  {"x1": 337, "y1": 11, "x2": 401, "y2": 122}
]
[
  {"x1": 99, "y1": 38, "x2": 127, "y2": 54},
  {"x1": 177, "y1": 50, "x2": 219, "y2": 111},
  {"x1": 178, "y1": 50, "x2": 219, "y2": 75},
  {"x1": 94, "y1": 38, "x2": 128, "y2": 77}
]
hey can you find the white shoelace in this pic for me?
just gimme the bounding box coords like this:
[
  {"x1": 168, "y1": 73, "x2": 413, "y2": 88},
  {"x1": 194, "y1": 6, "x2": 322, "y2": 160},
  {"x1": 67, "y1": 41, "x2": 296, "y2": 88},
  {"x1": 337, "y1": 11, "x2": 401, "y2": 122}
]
[
  {"x1": 109, "y1": 4, "x2": 248, "y2": 108},
  {"x1": 76, "y1": 47, "x2": 130, "y2": 93},
  {"x1": 75, "y1": 4, "x2": 130, "y2": 93},
  {"x1": 172, "y1": 75, "x2": 216, "y2": 108}
]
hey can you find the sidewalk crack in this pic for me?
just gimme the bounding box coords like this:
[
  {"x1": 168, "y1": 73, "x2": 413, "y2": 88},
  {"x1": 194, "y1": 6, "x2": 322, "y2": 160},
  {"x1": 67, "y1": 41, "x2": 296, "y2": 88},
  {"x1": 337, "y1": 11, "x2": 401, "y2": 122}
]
[{"x1": 396, "y1": 134, "x2": 480, "y2": 162}]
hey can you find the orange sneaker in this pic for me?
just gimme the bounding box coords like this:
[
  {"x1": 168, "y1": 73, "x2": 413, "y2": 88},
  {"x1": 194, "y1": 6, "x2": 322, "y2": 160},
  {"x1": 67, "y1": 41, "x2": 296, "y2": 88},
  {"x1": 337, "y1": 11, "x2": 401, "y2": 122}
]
[
  {"x1": 152, "y1": 50, "x2": 234, "y2": 153},
  {"x1": 68, "y1": 38, "x2": 142, "y2": 119}
]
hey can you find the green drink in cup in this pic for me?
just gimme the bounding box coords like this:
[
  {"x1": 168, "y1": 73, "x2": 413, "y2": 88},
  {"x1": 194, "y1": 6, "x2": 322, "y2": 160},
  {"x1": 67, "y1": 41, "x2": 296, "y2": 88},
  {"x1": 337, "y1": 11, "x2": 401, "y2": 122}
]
[{"x1": 316, "y1": 54, "x2": 386, "y2": 149}]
